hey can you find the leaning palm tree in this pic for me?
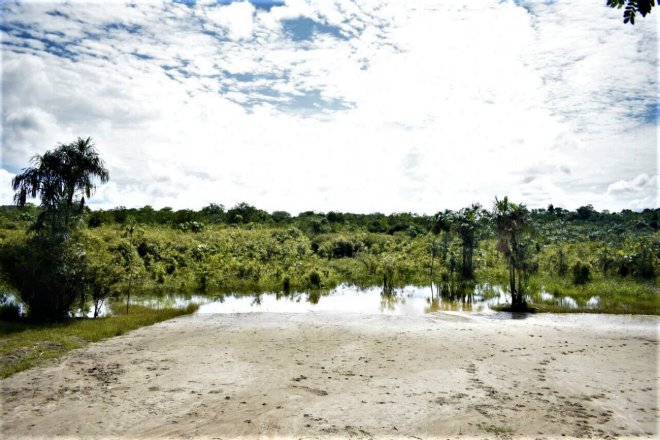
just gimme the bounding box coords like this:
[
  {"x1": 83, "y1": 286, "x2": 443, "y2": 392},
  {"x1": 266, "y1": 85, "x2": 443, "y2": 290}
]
[{"x1": 12, "y1": 137, "x2": 109, "y2": 235}]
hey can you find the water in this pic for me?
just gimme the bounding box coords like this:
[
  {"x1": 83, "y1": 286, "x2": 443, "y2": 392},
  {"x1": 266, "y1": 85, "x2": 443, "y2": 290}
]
[
  {"x1": 126, "y1": 283, "x2": 511, "y2": 317},
  {"x1": 1, "y1": 284, "x2": 612, "y2": 318}
]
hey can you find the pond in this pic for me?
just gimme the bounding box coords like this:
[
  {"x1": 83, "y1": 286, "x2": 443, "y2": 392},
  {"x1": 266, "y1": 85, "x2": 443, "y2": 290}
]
[
  {"x1": 3, "y1": 282, "x2": 599, "y2": 318},
  {"x1": 122, "y1": 282, "x2": 596, "y2": 317}
]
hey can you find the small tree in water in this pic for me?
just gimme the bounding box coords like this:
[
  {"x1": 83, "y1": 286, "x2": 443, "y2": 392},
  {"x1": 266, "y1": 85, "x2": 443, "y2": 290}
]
[{"x1": 492, "y1": 197, "x2": 533, "y2": 311}]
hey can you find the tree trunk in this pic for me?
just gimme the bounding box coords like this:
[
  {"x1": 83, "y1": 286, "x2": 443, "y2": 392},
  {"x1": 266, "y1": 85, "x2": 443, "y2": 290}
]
[
  {"x1": 462, "y1": 244, "x2": 473, "y2": 279},
  {"x1": 126, "y1": 271, "x2": 133, "y2": 315},
  {"x1": 509, "y1": 259, "x2": 517, "y2": 307},
  {"x1": 430, "y1": 251, "x2": 435, "y2": 282}
]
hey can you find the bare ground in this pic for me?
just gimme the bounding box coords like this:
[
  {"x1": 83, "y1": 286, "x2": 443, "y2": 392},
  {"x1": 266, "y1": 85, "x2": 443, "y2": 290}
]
[{"x1": 1, "y1": 311, "x2": 658, "y2": 439}]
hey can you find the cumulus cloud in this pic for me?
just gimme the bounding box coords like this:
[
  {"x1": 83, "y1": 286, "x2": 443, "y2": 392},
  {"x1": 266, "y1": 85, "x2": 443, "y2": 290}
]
[
  {"x1": 0, "y1": 0, "x2": 657, "y2": 213},
  {"x1": 608, "y1": 174, "x2": 655, "y2": 195},
  {"x1": 606, "y1": 174, "x2": 658, "y2": 210},
  {"x1": 204, "y1": 1, "x2": 256, "y2": 40}
]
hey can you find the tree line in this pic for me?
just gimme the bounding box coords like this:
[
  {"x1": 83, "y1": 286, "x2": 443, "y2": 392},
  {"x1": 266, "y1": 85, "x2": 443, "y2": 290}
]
[{"x1": 0, "y1": 138, "x2": 657, "y2": 321}]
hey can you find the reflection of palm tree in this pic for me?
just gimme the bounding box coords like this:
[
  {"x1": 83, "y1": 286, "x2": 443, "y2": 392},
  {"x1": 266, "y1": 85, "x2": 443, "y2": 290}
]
[
  {"x1": 424, "y1": 298, "x2": 441, "y2": 313},
  {"x1": 380, "y1": 290, "x2": 403, "y2": 312},
  {"x1": 307, "y1": 290, "x2": 320, "y2": 304},
  {"x1": 425, "y1": 283, "x2": 477, "y2": 312},
  {"x1": 251, "y1": 294, "x2": 262, "y2": 306}
]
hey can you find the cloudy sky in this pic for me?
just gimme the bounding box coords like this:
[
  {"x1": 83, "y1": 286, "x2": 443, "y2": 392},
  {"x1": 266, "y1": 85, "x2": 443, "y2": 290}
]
[{"x1": 0, "y1": 0, "x2": 657, "y2": 214}]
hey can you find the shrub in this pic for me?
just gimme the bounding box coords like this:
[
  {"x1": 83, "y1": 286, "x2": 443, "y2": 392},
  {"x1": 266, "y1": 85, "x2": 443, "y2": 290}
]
[
  {"x1": 308, "y1": 271, "x2": 321, "y2": 288},
  {"x1": 177, "y1": 221, "x2": 205, "y2": 233},
  {"x1": 0, "y1": 236, "x2": 87, "y2": 321},
  {"x1": 0, "y1": 301, "x2": 21, "y2": 321},
  {"x1": 572, "y1": 260, "x2": 592, "y2": 285}
]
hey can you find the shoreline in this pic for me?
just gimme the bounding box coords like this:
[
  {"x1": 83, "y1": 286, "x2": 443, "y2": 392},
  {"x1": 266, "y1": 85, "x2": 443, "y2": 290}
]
[{"x1": 1, "y1": 311, "x2": 658, "y2": 438}]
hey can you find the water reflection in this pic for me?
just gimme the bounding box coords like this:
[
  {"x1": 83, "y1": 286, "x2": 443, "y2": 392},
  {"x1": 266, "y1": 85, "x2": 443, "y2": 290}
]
[
  {"x1": 124, "y1": 283, "x2": 512, "y2": 316},
  {"x1": 538, "y1": 290, "x2": 601, "y2": 310},
  {"x1": 98, "y1": 283, "x2": 600, "y2": 318},
  {"x1": 0, "y1": 284, "x2": 628, "y2": 320},
  {"x1": 379, "y1": 289, "x2": 404, "y2": 312}
]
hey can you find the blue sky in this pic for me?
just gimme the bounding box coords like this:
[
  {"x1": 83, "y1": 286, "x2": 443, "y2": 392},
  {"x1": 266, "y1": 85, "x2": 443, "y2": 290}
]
[{"x1": 0, "y1": 0, "x2": 657, "y2": 213}]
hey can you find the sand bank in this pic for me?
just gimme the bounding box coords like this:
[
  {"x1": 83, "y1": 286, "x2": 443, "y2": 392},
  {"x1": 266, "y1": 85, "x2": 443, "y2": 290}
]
[{"x1": 1, "y1": 311, "x2": 657, "y2": 438}]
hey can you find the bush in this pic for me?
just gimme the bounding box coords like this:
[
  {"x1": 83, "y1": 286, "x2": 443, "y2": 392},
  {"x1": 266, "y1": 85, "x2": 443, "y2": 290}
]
[
  {"x1": 0, "y1": 302, "x2": 21, "y2": 321},
  {"x1": 0, "y1": 236, "x2": 87, "y2": 321},
  {"x1": 177, "y1": 221, "x2": 205, "y2": 233},
  {"x1": 572, "y1": 260, "x2": 592, "y2": 285},
  {"x1": 308, "y1": 271, "x2": 321, "y2": 289}
]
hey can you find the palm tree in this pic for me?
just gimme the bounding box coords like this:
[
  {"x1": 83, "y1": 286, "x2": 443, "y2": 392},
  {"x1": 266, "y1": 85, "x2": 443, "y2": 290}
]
[
  {"x1": 492, "y1": 196, "x2": 531, "y2": 310},
  {"x1": 431, "y1": 209, "x2": 453, "y2": 277},
  {"x1": 5, "y1": 138, "x2": 109, "y2": 321},
  {"x1": 453, "y1": 204, "x2": 484, "y2": 280},
  {"x1": 607, "y1": 0, "x2": 655, "y2": 24},
  {"x1": 12, "y1": 137, "x2": 109, "y2": 235}
]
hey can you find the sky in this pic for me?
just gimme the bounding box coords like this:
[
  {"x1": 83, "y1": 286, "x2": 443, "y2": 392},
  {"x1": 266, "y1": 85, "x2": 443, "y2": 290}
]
[{"x1": 0, "y1": 0, "x2": 657, "y2": 214}]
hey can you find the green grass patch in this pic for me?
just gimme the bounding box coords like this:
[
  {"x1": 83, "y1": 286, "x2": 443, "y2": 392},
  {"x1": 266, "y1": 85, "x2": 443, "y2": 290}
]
[
  {"x1": 0, "y1": 303, "x2": 198, "y2": 379},
  {"x1": 529, "y1": 275, "x2": 659, "y2": 315}
]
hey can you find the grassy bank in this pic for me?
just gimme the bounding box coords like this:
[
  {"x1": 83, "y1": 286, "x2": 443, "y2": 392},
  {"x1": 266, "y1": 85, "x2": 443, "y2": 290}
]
[
  {"x1": 528, "y1": 275, "x2": 659, "y2": 315},
  {"x1": 0, "y1": 303, "x2": 198, "y2": 379}
]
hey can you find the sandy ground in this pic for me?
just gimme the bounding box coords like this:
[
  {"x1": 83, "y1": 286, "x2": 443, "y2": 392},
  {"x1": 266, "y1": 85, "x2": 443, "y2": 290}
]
[{"x1": 1, "y1": 311, "x2": 658, "y2": 439}]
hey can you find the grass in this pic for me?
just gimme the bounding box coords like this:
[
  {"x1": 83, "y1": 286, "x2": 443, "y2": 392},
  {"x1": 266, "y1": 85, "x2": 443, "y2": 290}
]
[
  {"x1": 0, "y1": 302, "x2": 199, "y2": 379},
  {"x1": 529, "y1": 275, "x2": 659, "y2": 315},
  {"x1": 477, "y1": 422, "x2": 514, "y2": 436}
]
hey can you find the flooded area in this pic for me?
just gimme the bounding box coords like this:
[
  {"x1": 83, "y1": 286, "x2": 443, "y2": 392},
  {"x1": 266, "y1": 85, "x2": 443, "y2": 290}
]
[
  {"x1": 0, "y1": 282, "x2": 623, "y2": 319},
  {"x1": 125, "y1": 282, "x2": 603, "y2": 317},
  {"x1": 3, "y1": 295, "x2": 657, "y2": 439},
  {"x1": 126, "y1": 283, "x2": 505, "y2": 317}
]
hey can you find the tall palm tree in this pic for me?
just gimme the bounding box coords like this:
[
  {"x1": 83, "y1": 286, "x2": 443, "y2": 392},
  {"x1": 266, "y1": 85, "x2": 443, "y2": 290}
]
[
  {"x1": 492, "y1": 196, "x2": 531, "y2": 310},
  {"x1": 453, "y1": 204, "x2": 484, "y2": 280},
  {"x1": 12, "y1": 137, "x2": 109, "y2": 234}
]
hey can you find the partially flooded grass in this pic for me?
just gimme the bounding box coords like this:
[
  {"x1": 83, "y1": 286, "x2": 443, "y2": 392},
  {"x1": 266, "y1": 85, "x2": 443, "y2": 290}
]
[
  {"x1": 0, "y1": 303, "x2": 198, "y2": 379},
  {"x1": 529, "y1": 275, "x2": 659, "y2": 315}
]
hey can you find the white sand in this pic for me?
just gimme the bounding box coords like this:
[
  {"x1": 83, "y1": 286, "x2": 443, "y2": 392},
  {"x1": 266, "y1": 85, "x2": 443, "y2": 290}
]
[{"x1": 1, "y1": 311, "x2": 658, "y2": 439}]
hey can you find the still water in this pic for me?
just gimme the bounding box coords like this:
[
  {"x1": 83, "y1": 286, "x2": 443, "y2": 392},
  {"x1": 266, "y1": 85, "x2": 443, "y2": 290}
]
[
  {"x1": 2, "y1": 283, "x2": 601, "y2": 318},
  {"x1": 125, "y1": 283, "x2": 593, "y2": 317},
  {"x1": 196, "y1": 284, "x2": 504, "y2": 315}
]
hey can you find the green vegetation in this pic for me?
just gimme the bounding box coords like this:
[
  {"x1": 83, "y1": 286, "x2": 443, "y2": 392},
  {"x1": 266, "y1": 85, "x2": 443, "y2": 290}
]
[
  {"x1": 0, "y1": 303, "x2": 199, "y2": 378},
  {"x1": 0, "y1": 140, "x2": 658, "y2": 321},
  {"x1": 2, "y1": 201, "x2": 657, "y2": 316},
  {"x1": 607, "y1": 0, "x2": 655, "y2": 25},
  {"x1": 492, "y1": 197, "x2": 534, "y2": 311},
  {"x1": 4, "y1": 138, "x2": 111, "y2": 321}
]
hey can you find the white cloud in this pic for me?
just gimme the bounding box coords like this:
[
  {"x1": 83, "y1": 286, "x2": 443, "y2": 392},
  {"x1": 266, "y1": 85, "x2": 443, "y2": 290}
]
[
  {"x1": 0, "y1": 169, "x2": 16, "y2": 204},
  {"x1": 0, "y1": 0, "x2": 657, "y2": 213},
  {"x1": 606, "y1": 174, "x2": 658, "y2": 210},
  {"x1": 204, "y1": 1, "x2": 256, "y2": 41},
  {"x1": 607, "y1": 173, "x2": 656, "y2": 195}
]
